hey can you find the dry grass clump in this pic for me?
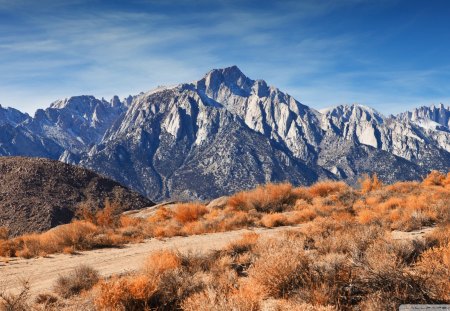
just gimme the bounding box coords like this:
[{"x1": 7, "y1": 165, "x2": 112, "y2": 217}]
[
  {"x1": 95, "y1": 250, "x2": 206, "y2": 311},
  {"x1": 54, "y1": 265, "x2": 100, "y2": 298},
  {"x1": 414, "y1": 243, "x2": 450, "y2": 301},
  {"x1": 34, "y1": 292, "x2": 59, "y2": 306},
  {"x1": 95, "y1": 275, "x2": 158, "y2": 310},
  {"x1": 2, "y1": 173, "x2": 449, "y2": 309},
  {"x1": 0, "y1": 279, "x2": 31, "y2": 311},
  {"x1": 249, "y1": 236, "x2": 309, "y2": 298},
  {"x1": 260, "y1": 213, "x2": 290, "y2": 228},
  {"x1": 359, "y1": 174, "x2": 383, "y2": 193},
  {"x1": 0, "y1": 227, "x2": 8, "y2": 241},
  {"x1": 92, "y1": 217, "x2": 446, "y2": 310},
  {"x1": 227, "y1": 183, "x2": 296, "y2": 212},
  {"x1": 308, "y1": 181, "x2": 348, "y2": 197},
  {"x1": 173, "y1": 203, "x2": 209, "y2": 224},
  {"x1": 144, "y1": 250, "x2": 182, "y2": 277},
  {"x1": 225, "y1": 233, "x2": 259, "y2": 256},
  {"x1": 422, "y1": 170, "x2": 447, "y2": 186},
  {"x1": 0, "y1": 220, "x2": 122, "y2": 259},
  {"x1": 0, "y1": 201, "x2": 131, "y2": 258},
  {"x1": 424, "y1": 224, "x2": 450, "y2": 247}
]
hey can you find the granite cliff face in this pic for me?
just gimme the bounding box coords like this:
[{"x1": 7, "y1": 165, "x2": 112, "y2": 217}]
[{"x1": 1, "y1": 66, "x2": 449, "y2": 201}]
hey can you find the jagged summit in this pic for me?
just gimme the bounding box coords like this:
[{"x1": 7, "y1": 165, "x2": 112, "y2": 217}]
[
  {"x1": 321, "y1": 104, "x2": 385, "y2": 124},
  {"x1": 204, "y1": 65, "x2": 248, "y2": 81},
  {"x1": 50, "y1": 95, "x2": 100, "y2": 109},
  {"x1": 397, "y1": 104, "x2": 450, "y2": 130},
  {"x1": 196, "y1": 65, "x2": 254, "y2": 98},
  {"x1": 0, "y1": 104, "x2": 30, "y2": 126},
  {"x1": 0, "y1": 66, "x2": 449, "y2": 201}
]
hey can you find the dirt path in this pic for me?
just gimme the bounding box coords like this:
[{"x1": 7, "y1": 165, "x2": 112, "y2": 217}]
[
  {"x1": 1, "y1": 225, "x2": 435, "y2": 297},
  {"x1": 0, "y1": 226, "x2": 301, "y2": 296},
  {"x1": 391, "y1": 226, "x2": 434, "y2": 241}
]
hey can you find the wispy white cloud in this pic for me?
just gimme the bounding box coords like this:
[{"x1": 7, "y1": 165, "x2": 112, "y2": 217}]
[{"x1": 0, "y1": 0, "x2": 447, "y2": 115}]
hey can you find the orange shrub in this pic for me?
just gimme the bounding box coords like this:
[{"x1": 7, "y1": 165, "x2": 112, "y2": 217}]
[
  {"x1": 173, "y1": 203, "x2": 208, "y2": 224},
  {"x1": 260, "y1": 213, "x2": 290, "y2": 228},
  {"x1": 330, "y1": 211, "x2": 354, "y2": 224},
  {"x1": 227, "y1": 183, "x2": 296, "y2": 213},
  {"x1": 386, "y1": 181, "x2": 420, "y2": 194},
  {"x1": 226, "y1": 233, "x2": 259, "y2": 255},
  {"x1": 15, "y1": 234, "x2": 45, "y2": 258},
  {"x1": 48, "y1": 220, "x2": 99, "y2": 250},
  {"x1": 308, "y1": 181, "x2": 348, "y2": 197},
  {"x1": 147, "y1": 207, "x2": 173, "y2": 223},
  {"x1": 388, "y1": 209, "x2": 402, "y2": 222},
  {"x1": 119, "y1": 215, "x2": 142, "y2": 228},
  {"x1": 181, "y1": 221, "x2": 207, "y2": 235},
  {"x1": 0, "y1": 220, "x2": 103, "y2": 258},
  {"x1": 249, "y1": 237, "x2": 309, "y2": 298},
  {"x1": 357, "y1": 210, "x2": 379, "y2": 225},
  {"x1": 415, "y1": 244, "x2": 450, "y2": 301},
  {"x1": 288, "y1": 209, "x2": 317, "y2": 224},
  {"x1": 95, "y1": 276, "x2": 158, "y2": 310},
  {"x1": 76, "y1": 201, "x2": 96, "y2": 223},
  {"x1": 360, "y1": 174, "x2": 383, "y2": 193},
  {"x1": 292, "y1": 187, "x2": 313, "y2": 203},
  {"x1": 152, "y1": 224, "x2": 181, "y2": 238},
  {"x1": 293, "y1": 198, "x2": 311, "y2": 210},
  {"x1": 95, "y1": 199, "x2": 118, "y2": 227},
  {"x1": 0, "y1": 227, "x2": 9, "y2": 240},
  {"x1": 219, "y1": 210, "x2": 255, "y2": 231},
  {"x1": 377, "y1": 197, "x2": 403, "y2": 212},
  {"x1": 227, "y1": 191, "x2": 253, "y2": 211},
  {"x1": 425, "y1": 224, "x2": 450, "y2": 247},
  {"x1": 422, "y1": 170, "x2": 446, "y2": 186},
  {"x1": 444, "y1": 172, "x2": 450, "y2": 187},
  {"x1": 144, "y1": 250, "x2": 182, "y2": 277},
  {"x1": 365, "y1": 196, "x2": 380, "y2": 206},
  {"x1": 0, "y1": 239, "x2": 16, "y2": 257}
]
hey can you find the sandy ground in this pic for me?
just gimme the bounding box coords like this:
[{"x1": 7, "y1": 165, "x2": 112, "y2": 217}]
[
  {"x1": 0, "y1": 225, "x2": 434, "y2": 297},
  {"x1": 391, "y1": 226, "x2": 434, "y2": 241},
  {"x1": 0, "y1": 226, "x2": 301, "y2": 297}
]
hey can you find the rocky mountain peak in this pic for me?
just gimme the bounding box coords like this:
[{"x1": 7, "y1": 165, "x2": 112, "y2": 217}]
[
  {"x1": 0, "y1": 105, "x2": 30, "y2": 126},
  {"x1": 0, "y1": 66, "x2": 449, "y2": 202},
  {"x1": 397, "y1": 104, "x2": 450, "y2": 130},
  {"x1": 49, "y1": 95, "x2": 109, "y2": 111},
  {"x1": 110, "y1": 95, "x2": 122, "y2": 108},
  {"x1": 321, "y1": 104, "x2": 384, "y2": 124},
  {"x1": 197, "y1": 65, "x2": 254, "y2": 97},
  {"x1": 206, "y1": 65, "x2": 248, "y2": 84}
]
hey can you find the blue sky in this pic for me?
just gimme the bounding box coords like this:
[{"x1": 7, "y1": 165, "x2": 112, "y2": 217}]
[{"x1": 1, "y1": 0, "x2": 450, "y2": 115}]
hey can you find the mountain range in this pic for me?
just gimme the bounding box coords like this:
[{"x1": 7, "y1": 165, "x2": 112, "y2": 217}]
[{"x1": 1, "y1": 66, "x2": 449, "y2": 201}]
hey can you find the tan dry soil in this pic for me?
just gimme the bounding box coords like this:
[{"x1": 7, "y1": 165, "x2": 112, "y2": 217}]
[
  {"x1": 0, "y1": 225, "x2": 434, "y2": 297},
  {"x1": 0, "y1": 225, "x2": 301, "y2": 297}
]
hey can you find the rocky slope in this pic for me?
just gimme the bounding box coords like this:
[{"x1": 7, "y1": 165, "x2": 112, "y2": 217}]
[
  {"x1": 0, "y1": 157, "x2": 153, "y2": 236},
  {"x1": 0, "y1": 66, "x2": 449, "y2": 201}
]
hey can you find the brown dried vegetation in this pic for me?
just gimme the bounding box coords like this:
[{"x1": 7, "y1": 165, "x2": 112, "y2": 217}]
[
  {"x1": 1, "y1": 171, "x2": 450, "y2": 310},
  {"x1": 91, "y1": 222, "x2": 449, "y2": 310},
  {"x1": 1, "y1": 172, "x2": 449, "y2": 260}
]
